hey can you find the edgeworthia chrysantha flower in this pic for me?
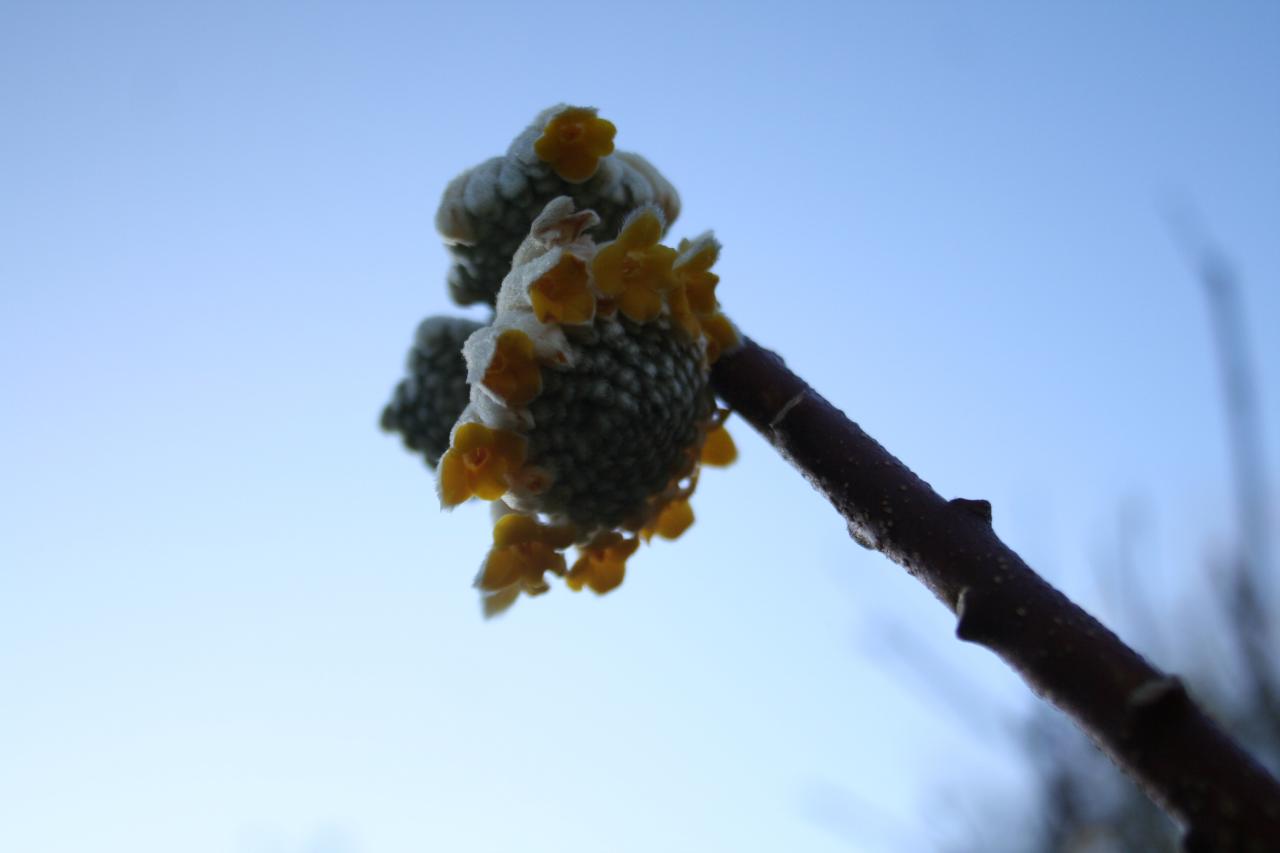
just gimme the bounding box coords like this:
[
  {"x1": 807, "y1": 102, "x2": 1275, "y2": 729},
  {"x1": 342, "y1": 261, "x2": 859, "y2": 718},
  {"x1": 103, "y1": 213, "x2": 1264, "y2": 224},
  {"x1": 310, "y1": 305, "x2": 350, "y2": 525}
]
[{"x1": 382, "y1": 105, "x2": 741, "y2": 615}]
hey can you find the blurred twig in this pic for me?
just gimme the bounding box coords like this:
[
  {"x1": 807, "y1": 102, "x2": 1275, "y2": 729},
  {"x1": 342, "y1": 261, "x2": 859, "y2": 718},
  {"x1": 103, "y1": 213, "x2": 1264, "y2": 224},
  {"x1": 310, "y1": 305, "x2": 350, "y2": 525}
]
[
  {"x1": 1169, "y1": 212, "x2": 1280, "y2": 752},
  {"x1": 712, "y1": 337, "x2": 1280, "y2": 850}
]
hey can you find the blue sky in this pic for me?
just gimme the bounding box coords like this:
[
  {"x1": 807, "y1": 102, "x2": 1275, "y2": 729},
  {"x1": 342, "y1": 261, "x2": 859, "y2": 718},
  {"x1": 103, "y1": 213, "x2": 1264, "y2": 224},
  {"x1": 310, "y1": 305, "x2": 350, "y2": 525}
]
[{"x1": 2, "y1": 2, "x2": 1277, "y2": 851}]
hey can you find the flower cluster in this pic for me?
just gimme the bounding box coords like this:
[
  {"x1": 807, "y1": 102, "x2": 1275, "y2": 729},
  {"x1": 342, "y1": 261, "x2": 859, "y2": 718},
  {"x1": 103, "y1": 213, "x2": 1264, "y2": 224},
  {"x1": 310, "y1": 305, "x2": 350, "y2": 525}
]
[
  {"x1": 383, "y1": 106, "x2": 741, "y2": 614},
  {"x1": 435, "y1": 104, "x2": 679, "y2": 308}
]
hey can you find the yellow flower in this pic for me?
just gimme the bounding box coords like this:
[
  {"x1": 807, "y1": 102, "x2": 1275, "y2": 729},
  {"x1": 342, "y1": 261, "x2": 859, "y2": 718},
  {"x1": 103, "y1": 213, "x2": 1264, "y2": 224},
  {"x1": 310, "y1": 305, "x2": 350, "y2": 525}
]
[
  {"x1": 567, "y1": 532, "x2": 640, "y2": 595},
  {"x1": 642, "y1": 497, "x2": 694, "y2": 542},
  {"x1": 591, "y1": 209, "x2": 678, "y2": 323},
  {"x1": 700, "y1": 421, "x2": 737, "y2": 467},
  {"x1": 438, "y1": 422, "x2": 527, "y2": 506},
  {"x1": 529, "y1": 253, "x2": 595, "y2": 325},
  {"x1": 674, "y1": 237, "x2": 720, "y2": 316},
  {"x1": 482, "y1": 329, "x2": 542, "y2": 407},
  {"x1": 476, "y1": 514, "x2": 576, "y2": 596},
  {"x1": 534, "y1": 107, "x2": 617, "y2": 183},
  {"x1": 700, "y1": 312, "x2": 740, "y2": 364}
]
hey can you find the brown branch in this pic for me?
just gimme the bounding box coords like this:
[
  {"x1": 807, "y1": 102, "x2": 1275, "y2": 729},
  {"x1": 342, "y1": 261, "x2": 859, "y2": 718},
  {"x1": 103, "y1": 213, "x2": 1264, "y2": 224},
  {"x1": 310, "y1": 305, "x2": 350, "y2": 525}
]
[{"x1": 711, "y1": 337, "x2": 1280, "y2": 852}]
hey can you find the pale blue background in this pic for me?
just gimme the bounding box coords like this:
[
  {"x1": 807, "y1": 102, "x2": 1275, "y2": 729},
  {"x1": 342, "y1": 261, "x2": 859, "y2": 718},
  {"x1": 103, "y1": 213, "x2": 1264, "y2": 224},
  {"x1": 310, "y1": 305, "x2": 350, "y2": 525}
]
[{"x1": 2, "y1": 2, "x2": 1277, "y2": 851}]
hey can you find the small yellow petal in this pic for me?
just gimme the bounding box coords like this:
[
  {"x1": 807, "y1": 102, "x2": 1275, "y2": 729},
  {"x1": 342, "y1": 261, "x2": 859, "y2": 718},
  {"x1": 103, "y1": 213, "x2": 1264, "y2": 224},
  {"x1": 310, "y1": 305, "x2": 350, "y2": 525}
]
[
  {"x1": 440, "y1": 424, "x2": 527, "y2": 503},
  {"x1": 686, "y1": 243, "x2": 718, "y2": 272},
  {"x1": 674, "y1": 236, "x2": 720, "y2": 316},
  {"x1": 533, "y1": 108, "x2": 616, "y2": 183},
  {"x1": 530, "y1": 254, "x2": 594, "y2": 325},
  {"x1": 563, "y1": 288, "x2": 597, "y2": 323},
  {"x1": 438, "y1": 449, "x2": 470, "y2": 507},
  {"x1": 583, "y1": 118, "x2": 617, "y2": 154},
  {"x1": 590, "y1": 243, "x2": 628, "y2": 298},
  {"x1": 646, "y1": 245, "x2": 680, "y2": 291},
  {"x1": 591, "y1": 213, "x2": 676, "y2": 314},
  {"x1": 619, "y1": 210, "x2": 663, "y2": 248},
  {"x1": 701, "y1": 312, "x2": 740, "y2": 364},
  {"x1": 668, "y1": 285, "x2": 701, "y2": 339},
  {"x1": 567, "y1": 533, "x2": 638, "y2": 594},
  {"x1": 701, "y1": 423, "x2": 738, "y2": 467},
  {"x1": 452, "y1": 422, "x2": 491, "y2": 453},
  {"x1": 478, "y1": 547, "x2": 527, "y2": 591},
  {"x1": 482, "y1": 515, "x2": 569, "y2": 597},
  {"x1": 470, "y1": 465, "x2": 511, "y2": 501},
  {"x1": 685, "y1": 273, "x2": 719, "y2": 315},
  {"x1": 492, "y1": 513, "x2": 541, "y2": 547},
  {"x1": 647, "y1": 498, "x2": 694, "y2": 541},
  {"x1": 580, "y1": 557, "x2": 626, "y2": 594},
  {"x1": 483, "y1": 329, "x2": 542, "y2": 407},
  {"x1": 478, "y1": 543, "x2": 566, "y2": 592},
  {"x1": 481, "y1": 587, "x2": 520, "y2": 618},
  {"x1": 617, "y1": 285, "x2": 663, "y2": 323}
]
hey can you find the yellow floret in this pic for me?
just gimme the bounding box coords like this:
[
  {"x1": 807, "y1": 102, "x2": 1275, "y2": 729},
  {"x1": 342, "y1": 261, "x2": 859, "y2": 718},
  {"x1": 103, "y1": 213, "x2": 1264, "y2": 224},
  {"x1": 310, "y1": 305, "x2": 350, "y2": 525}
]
[
  {"x1": 667, "y1": 284, "x2": 702, "y2": 339},
  {"x1": 476, "y1": 514, "x2": 577, "y2": 597},
  {"x1": 643, "y1": 497, "x2": 695, "y2": 542},
  {"x1": 534, "y1": 107, "x2": 617, "y2": 183},
  {"x1": 529, "y1": 253, "x2": 595, "y2": 325},
  {"x1": 700, "y1": 422, "x2": 738, "y2": 467},
  {"x1": 700, "y1": 312, "x2": 740, "y2": 364},
  {"x1": 438, "y1": 423, "x2": 527, "y2": 506},
  {"x1": 591, "y1": 209, "x2": 678, "y2": 323},
  {"x1": 567, "y1": 532, "x2": 640, "y2": 595},
  {"x1": 482, "y1": 329, "x2": 543, "y2": 407},
  {"x1": 674, "y1": 238, "x2": 721, "y2": 316}
]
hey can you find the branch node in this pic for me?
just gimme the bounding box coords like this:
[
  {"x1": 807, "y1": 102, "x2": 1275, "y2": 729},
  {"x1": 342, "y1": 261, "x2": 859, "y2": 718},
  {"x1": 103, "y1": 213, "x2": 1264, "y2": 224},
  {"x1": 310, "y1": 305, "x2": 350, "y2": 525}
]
[
  {"x1": 768, "y1": 390, "x2": 807, "y2": 430},
  {"x1": 846, "y1": 519, "x2": 877, "y2": 551},
  {"x1": 1126, "y1": 675, "x2": 1190, "y2": 738},
  {"x1": 954, "y1": 586, "x2": 986, "y2": 642},
  {"x1": 949, "y1": 497, "x2": 993, "y2": 525},
  {"x1": 1179, "y1": 826, "x2": 1219, "y2": 853}
]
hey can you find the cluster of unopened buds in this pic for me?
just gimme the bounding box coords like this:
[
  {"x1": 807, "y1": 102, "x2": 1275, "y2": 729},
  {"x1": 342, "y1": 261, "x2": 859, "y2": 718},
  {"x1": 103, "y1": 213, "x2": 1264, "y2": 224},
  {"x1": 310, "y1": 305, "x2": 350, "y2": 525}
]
[{"x1": 382, "y1": 105, "x2": 741, "y2": 615}]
